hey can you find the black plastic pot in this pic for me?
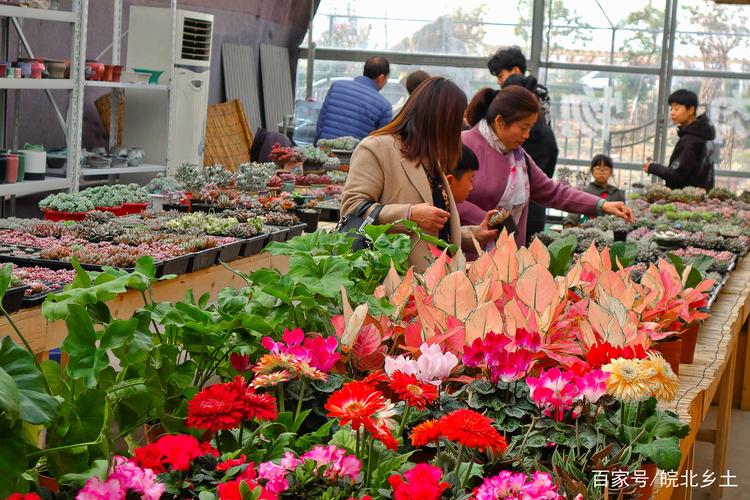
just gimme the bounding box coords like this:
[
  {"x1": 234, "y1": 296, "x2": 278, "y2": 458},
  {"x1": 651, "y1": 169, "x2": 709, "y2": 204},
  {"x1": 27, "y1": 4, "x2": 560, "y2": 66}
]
[
  {"x1": 163, "y1": 203, "x2": 189, "y2": 213},
  {"x1": 266, "y1": 226, "x2": 290, "y2": 243},
  {"x1": 240, "y1": 234, "x2": 269, "y2": 257},
  {"x1": 186, "y1": 247, "x2": 221, "y2": 273},
  {"x1": 296, "y1": 208, "x2": 320, "y2": 233},
  {"x1": 287, "y1": 223, "x2": 306, "y2": 239},
  {"x1": 160, "y1": 254, "x2": 190, "y2": 276},
  {"x1": 22, "y1": 290, "x2": 49, "y2": 309},
  {"x1": 2, "y1": 285, "x2": 30, "y2": 313},
  {"x1": 613, "y1": 230, "x2": 629, "y2": 242},
  {"x1": 216, "y1": 240, "x2": 244, "y2": 264}
]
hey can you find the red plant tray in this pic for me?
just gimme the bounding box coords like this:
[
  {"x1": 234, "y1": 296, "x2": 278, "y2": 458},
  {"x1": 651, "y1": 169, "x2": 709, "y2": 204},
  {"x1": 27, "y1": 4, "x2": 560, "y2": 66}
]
[
  {"x1": 42, "y1": 209, "x2": 89, "y2": 221},
  {"x1": 122, "y1": 202, "x2": 149, "y2": 214},
  {"x1": 96, "y1": 205, "x2": 128, "y2": 216}
]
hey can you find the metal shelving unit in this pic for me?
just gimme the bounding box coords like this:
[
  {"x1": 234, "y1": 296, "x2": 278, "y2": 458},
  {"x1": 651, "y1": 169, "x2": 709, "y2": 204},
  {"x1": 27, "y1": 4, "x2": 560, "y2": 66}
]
[
  {"x1": 89, "y1": 0, "x2": 177, "y2": 181},
  {"x1": 0, "y1": 1, "x2": 87, "y2": 202}
]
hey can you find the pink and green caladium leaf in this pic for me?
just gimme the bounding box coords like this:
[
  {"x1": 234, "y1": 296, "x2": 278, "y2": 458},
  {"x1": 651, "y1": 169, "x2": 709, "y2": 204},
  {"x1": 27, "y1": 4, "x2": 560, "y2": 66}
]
[
  {"x1": 515, "y1": 263, "x2": 557, "y2": 315},
  {"x1": 432, "y1": 271, "x2": 477, "y2": 322},
  {"x1": 351, "y1": 324, "x2": 385, "y2": 371},
  {"x1": 465, "y1": 301, "x2": 504, "y2": 345}
]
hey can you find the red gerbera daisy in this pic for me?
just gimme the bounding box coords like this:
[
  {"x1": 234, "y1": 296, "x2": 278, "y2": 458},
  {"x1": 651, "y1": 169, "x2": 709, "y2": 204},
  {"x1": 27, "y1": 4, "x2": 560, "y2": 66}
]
[
  {"x1": 410, "y1": 419, "x2": 443, "y2": 447},
  {"x1": 186, "y1": 381, "x2": 246, "y2": 432},
  {"x1": 244, "y1": 390, "x2": 278, "y2": 421},
  {"x1": 438, "y1": 409, "x2": 507, "y2": 454},
  {"x1": 388, "y1": 371, "x2": 439, "y2": 410},
  {"x1": 325, "y1": 380, "x2": 387, "y2": 431},
  {"x1": 365, "y1": 420, "x2": 399, "y2": 451}
]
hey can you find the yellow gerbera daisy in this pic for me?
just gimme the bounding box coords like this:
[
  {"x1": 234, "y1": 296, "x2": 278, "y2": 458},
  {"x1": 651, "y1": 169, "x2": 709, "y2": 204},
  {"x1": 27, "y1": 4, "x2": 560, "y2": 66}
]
[
  {"x1": 643, "y1": 353, "x2": 680, "y2": 402},
  {"x1": 601, "y1": 358, "x2": 653, "y2": 401}
]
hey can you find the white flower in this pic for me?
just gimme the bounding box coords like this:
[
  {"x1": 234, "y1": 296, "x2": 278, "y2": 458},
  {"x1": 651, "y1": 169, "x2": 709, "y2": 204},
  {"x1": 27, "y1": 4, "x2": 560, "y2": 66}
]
[{"x1": 384, "y1": 343, "x2": 458, "y2": 386}]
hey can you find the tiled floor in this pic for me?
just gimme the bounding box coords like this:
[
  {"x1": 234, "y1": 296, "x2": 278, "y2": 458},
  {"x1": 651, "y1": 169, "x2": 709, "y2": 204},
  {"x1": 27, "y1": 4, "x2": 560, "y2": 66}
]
[{"x1": 692, "y1": 408, "x2": 750, "y2": 499}]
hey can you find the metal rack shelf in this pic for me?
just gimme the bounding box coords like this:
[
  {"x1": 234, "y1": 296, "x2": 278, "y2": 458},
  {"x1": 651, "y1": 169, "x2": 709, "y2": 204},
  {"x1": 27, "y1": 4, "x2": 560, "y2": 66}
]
[
  {"x1": 80, "y1": 164, "x2": 166, "y2": 176},
  {"x1": 0, "y1": 78, "x2": 74, "y2": 90},
  {"x1": 0, "y1": 5, "x2": 77, "y2": 23},
  {"x1": 84, "y1": 80, "x2": 169, "y2": 91},
  {"x1": 0, "y1": 178, "x2": 71, "y2": 198}
]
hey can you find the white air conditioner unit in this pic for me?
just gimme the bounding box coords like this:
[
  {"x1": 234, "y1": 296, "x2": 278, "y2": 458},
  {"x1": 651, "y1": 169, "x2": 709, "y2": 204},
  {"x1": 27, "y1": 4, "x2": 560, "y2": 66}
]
[{"x1": 122, "y1": 6, "x2": 214, "y2": 171}]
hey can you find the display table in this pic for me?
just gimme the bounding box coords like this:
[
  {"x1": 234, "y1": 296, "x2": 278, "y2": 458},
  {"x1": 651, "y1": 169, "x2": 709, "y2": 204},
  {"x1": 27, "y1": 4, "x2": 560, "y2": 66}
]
[
  {"x1": 655, "y1": 255, "x2": 750, "y2": 500},
  {"x1": 1, "y1": 253, "x2": 289, "y2": 360}
]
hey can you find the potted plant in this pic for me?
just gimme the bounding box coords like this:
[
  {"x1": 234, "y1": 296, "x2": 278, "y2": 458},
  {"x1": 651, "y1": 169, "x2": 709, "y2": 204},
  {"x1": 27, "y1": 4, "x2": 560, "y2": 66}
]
[
  {"x1": 39, "y1": 192, "x2": 95, "y2": 221},
  {"x1": 295, "y1": 199, "x2": 321, "y2": 233},
  {"x1": 203, "y1": 163, "x2": 235, "y2": 189},
  {"x1": 175, "y1": 162, "x2": 206, "y2": 197},
  {"x1": 270, "y1": 143, "x2": 303, "y2": 172},
  {"x1": 235, "y1": 161, "x2": 276, "y2": 193}
]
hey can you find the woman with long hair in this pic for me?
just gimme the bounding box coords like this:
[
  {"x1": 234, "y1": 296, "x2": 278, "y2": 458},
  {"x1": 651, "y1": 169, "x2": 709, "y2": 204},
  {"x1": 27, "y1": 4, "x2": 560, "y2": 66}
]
[
  {"x1": 341, "y1": 77, "x2": 497, "y2": 271},
  {"x1": 460, "y1": 86, "x2": 633, "y2": 251}
]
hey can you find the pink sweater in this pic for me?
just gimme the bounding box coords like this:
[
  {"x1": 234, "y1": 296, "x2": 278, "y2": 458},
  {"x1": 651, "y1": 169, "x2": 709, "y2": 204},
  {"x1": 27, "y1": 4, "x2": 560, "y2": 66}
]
[{"x1": 459, "y1": 125, "x2": 601, "y2": 247}]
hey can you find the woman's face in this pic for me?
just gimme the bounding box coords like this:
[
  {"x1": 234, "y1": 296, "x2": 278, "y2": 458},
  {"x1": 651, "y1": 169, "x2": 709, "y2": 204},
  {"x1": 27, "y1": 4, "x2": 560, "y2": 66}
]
[
  {"x1": 492, "y1": 113, "x2": 538, "y2": 150},
  {"x1": 592, "y1": 163, "x2": 613, "y2": 185}
]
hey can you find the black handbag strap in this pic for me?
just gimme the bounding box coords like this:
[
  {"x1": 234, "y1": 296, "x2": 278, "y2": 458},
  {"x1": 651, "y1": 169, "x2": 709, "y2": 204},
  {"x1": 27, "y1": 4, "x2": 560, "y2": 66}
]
[
  {"x1": 356, "y1": 202, "x2": 384, "y2": 232},
  {"x1": 352, "y1": 200, "x2": 376, "y2": 217}
]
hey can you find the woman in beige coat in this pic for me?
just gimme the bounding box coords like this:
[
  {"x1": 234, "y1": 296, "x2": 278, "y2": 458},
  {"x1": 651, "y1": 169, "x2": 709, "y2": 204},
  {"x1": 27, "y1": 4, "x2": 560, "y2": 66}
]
[{"x1": 341, "y1": 77, "x2": 497, "y2": 271}]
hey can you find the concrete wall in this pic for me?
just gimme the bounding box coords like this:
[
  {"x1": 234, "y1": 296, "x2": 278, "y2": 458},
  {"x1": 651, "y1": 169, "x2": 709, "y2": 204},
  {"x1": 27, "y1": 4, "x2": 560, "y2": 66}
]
[{"x1": 3, "y1": 0, "x2": 311, "y2": 151}]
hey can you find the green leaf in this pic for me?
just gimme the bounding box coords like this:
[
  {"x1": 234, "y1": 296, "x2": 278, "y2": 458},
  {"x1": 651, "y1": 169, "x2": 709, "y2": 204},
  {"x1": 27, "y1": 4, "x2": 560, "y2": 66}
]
[
  {"x1": 329, "y1": 429, "x2": 357, "y2": 453},
  {"x1": 134, "y1": 256, "x2": 156, "y2": 279},
  {"x1": 634, "y1": 436, "x2": 682, "y2": 471},
  {"x1": 198, "y1": 492, "x2": 216, "y2": 500},
  {"x1": 643, "y1": 411, "x2": 690, "y2": 439},
  {"x1": 59, "y1": 459, "x2": 109, "y2": 486},
  {"x1": 525, "y1": 433, "x2": 548, "y2": 448},
  {"x1": 609, "y1": 242, "x2": 638, "y2": 270},
  {"x1": 0, "y1": 366, "x2": 20, "y2": 423},
  {"x1": 0, "y1": 264, "x2": 12, "y2": 302},
  {"x1": 548, "y1": 235, "x2": 577, "y2": 276},
  {"x1": 0, "y1": 337, "x2": 60, "y2": 425},
  {"x1": 0, "y1": 419, "x2": 28, "y2": 497}
]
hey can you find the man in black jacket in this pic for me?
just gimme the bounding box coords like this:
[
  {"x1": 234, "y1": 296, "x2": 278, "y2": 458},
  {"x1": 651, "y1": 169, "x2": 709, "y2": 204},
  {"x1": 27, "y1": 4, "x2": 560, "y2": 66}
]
[
  {"x1": 490, "y1": 47, "x2": 559, "y2": 244},
  {"x1": 643, "y1": 89, "x2": 716, "y2": 190}
]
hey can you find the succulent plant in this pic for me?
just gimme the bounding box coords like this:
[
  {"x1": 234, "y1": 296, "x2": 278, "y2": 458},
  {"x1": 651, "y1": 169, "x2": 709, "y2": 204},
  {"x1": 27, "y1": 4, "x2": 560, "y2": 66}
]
[
  {"x1": 262, "y1": 211, "x2": 300, "y2": 227},
  {"x1": 85, "y1": 210, "x2": 117, "y2": 224},
  {"x1": 146, "y1": 173, "x2": 185, "y2": 195},
  {"x1": 317, "y1": 136, "x2": 360, "y2": 151},
  {"x1": 27, "y1": 222, "x2": 65, "y2": 238},
  {"x1": 72, "y1": 220, "x2": 121, "y2": 242},
  {"x1": 203, "y1": 164, "x2": 235, "y2": 188},
  {"x1": 39, "y1": 193, "x2": 96, "y2": 213},
  {"x1": 707, "y1": 187, "x2": 737, "y2": 201},
  {"x1": 235, "y1": 162, "x2": 277, "y2": 192},
  {"x1": 80, "y1": 185, "x2": 128, "y2": 207},
  {"x1": 298, "y1": 145, "x2": 331, "y2": 166},
  {"x1": 175, "y1": 163, "x2": 206, "y2": 192},
  {"x1": 644, "y1": 185, "x2": 672, "y2": 203}
]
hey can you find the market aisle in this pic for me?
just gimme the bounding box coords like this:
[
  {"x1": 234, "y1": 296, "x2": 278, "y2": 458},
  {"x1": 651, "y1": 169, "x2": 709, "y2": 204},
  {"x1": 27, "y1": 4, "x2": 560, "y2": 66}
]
[{"x1": 693, "y1": 408, "x2": 750, "y2": 499}]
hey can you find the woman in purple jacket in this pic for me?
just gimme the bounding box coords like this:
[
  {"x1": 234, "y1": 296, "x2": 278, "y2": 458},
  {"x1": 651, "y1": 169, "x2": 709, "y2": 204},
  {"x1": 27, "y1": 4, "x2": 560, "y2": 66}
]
[{"x1": 459, "y1": 86, "x2": 633, "y2": 250}]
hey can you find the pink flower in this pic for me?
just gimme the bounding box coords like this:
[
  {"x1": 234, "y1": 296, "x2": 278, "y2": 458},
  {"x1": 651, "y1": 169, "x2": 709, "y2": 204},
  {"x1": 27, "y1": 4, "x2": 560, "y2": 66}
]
[
  {"x1": 279, "y1": 451, "x2": 301, "y2": 470},
  {"x1": 491, "y1": 349, "x2": 532, "y2": 383},
  {"x1": 303, "y1": 335, "x2": 340, "y2": 373},
  {"x1": 261, "y1": 328, "x2": 310, "y2": 361},
  {"x1": 385, "y1": 343, "x2": 458, "y2": 386},
  {"x1": 463, "y1": 333, "x2": 510, "y2": 367},
  {"x1": 258, "y1": 461, "x2": 289, "y2": 495},
  {"x1": 474, "y1": 470, "x2": 562, "y2": 500},
  {"x1": 76, "y1": 477, "x2": 124, "y2": 500},
  {"x1": 574, "y1": 369, "x2": 608, "y2": 404},
  {"x1": 300, "y1": 445, "x2": 362, "y2": 481},
  {"x1": 514, "y1": 329, "x2": 542, "y2": 353},
  {"x1": 230, "y1": 352, "x2": 251, "y2": 372},
  {"x1": 526, "y1": 367, "x2": 578, "y2": 421}
]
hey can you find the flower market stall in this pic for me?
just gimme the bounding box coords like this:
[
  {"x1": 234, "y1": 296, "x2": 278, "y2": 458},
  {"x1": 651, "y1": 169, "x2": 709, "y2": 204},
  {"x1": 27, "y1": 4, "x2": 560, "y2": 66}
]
[{"x1": 1, "y1": 209, "x2": 748, "y2": 500}]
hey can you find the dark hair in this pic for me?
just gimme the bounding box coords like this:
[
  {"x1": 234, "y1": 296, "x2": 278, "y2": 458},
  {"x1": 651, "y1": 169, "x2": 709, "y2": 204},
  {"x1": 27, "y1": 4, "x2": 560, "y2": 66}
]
[
  {"x1": 373, "y1": 77, "x2": 467, "y2": 173},
  {"x1": 590, "y1": 154, "x2": 614, "y2": 170},
  {"x1": 363, "y1": 56, "x2": 390, "y2": 80},
  {"x1": 487, "y1": 46, "x2": 527, "y2": 76},
  {"x1": 668, "y1": 89, "x2": 698, "y2": 113},
  {"x1": 451, "y1": 144, "x2": 479, "y2": 178},
  {"x1": 465, "y1": 86, "x2": 539, "y2": 127},
  {"x1": 405, "y1": 70, "x2": 430, "y2": 94}
]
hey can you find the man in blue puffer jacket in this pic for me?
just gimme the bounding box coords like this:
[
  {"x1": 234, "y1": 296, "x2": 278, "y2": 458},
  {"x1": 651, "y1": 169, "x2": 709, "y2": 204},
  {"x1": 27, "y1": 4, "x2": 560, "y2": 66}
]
[{"x1": 314, "y1": 56, "x2": 393, "y2": 144}]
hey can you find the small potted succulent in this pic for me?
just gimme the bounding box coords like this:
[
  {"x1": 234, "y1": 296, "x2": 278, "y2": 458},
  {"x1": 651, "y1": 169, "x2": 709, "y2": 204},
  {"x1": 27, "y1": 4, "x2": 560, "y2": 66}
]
[
  {"x1": 146, "y1": 174, "x2": 186, "y2": 211},
  {"x1": 235, "y1": 161, "x2": 276, "y2": 193},
  {"x1": 175, "y1": 162, "x2": 206, "y2": 196},
  {"x1": 298, "y1": 144, "x2": 331, "y2": 172},
  {"x1": 80, "y1": 185, "x2": 128, "y2": 215},
  {"x1": 295, "y1": 198, "x2": 321, "y2": 233},
  {"x1": 269, "y1": 143, "x2": 303, "y2": 172},
  {"x1": 39, "y1": 192, "x2": 95, "y2": 221},
  {"x1": 202, "y1": 163, "x2": 235, "y2": 189},
  {"x1": 317, "y1": 135, "x2": 360, "y2": 166},
  {"x1": 120, "y1": 183, "x2": 151, "y2": 213}
]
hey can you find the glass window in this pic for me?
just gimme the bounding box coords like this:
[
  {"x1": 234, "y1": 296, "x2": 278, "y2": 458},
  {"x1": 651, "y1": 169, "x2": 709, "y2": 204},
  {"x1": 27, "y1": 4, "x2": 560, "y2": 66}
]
[
  {"x1": 542, "y1": 0, "x2": 665, "y2": 67},
  {"x1": 668, "y1": 77, "x2": 750, "y2": 175},
  {"x1": 540, "y1": 68, "x2": 660, "y2": 165},
  {"x1": 305, "y1": 0, "x2": 532, "y2": 57},
  {"x1": 295, "y1": 59, "x2": 496, "y2": 106},
  {"x1": 673, "y1": 0, "x2": 750, "y2": 72}
]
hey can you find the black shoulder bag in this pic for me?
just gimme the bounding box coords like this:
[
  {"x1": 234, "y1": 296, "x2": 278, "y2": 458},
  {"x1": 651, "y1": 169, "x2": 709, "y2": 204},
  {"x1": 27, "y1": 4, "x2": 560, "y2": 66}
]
[{"x1": 335, "y1": 200, "x2": 385, "y2": 250}]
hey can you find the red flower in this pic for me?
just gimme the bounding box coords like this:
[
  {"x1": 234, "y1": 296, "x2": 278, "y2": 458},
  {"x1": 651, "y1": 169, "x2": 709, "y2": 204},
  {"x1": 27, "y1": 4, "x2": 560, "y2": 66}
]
[
  {"x1": 325, "y1": 380, "x2": 388, "y2": 431},
  {"x1": 187, "y1": 381, "x2": 247, "y2": 432},
  {"x1": 438, "y1": 409, "x2": 507, "y2": 454},
  {"x1": 586, "y1": 342, "x2": 648, "y2": 369},
  {"x1": 366, "y1": 420, "x2": 399, "y2": 451},
  {"x1": 410, "y1": 419, "x2": 442, "y2": 447},
  {"x1": 230, "y1": 352, "x2": 251, "y2": 372},
  {"x1": 133, "y1": 434, "x2": 218, "y2": 473},
  {"x1": 216, "y1": 455, "x2": 247, "y2": 472},
  {"x1": 362, "y1": 370, "x2": 389, "y2": 389},
  {"x1": 6, "y1": 494, "x2": 42, "y2": 500},
  {"x1": 244, "y1": 390, "x2": 278, "y2": 421},
  {"x1": 388, "y1": 464, "x2": 449, "y2": 500},
  {"x1": 388, "y1": 371, "x2": 438, "y2": 411}
]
